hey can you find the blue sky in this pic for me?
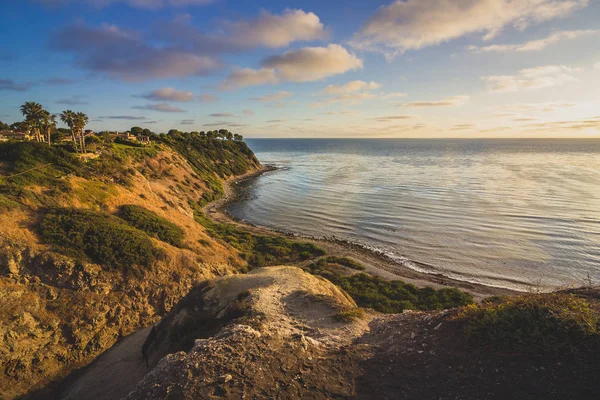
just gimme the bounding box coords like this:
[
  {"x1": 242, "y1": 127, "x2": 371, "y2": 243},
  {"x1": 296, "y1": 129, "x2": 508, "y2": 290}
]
[{"x1": 0, "y1": 0, "x2": 599, "y2": 137}]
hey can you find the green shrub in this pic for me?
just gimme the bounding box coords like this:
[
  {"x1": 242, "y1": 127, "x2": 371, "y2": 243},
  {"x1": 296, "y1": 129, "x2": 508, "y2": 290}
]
[
  {"x1": 456, "y1": 293, "x2": 600, "y2": 352},
  {"x1": 194, "y1": 211, "x2": 325, "y2": 268},
  {"x1": 336, "y1": 308, "x2": 366, "y2": 322},
  {"x1": 308, "y1": 256, "x2": 366, "y2": 272},
  {"x1": 308, "y1": 271, "x2": 473, "y2": 314},
  {"x1": 39, "y1": 207, "x2": 159, "y2": 273},
  {"x1": 118, "y1": 205, "x2": 185, "y2": 247}
]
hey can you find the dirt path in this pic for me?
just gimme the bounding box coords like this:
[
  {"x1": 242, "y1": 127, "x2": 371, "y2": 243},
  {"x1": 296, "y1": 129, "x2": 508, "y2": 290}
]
[
  {"x1": 57, "y1": 328, "x2": 151, "y2": 400},
  {"x1": 206, "y1": 167, "x2": 518, "y2": 301}
]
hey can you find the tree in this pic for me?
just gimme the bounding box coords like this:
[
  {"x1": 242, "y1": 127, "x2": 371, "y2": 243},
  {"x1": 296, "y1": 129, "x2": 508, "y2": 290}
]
[
  {"x1": 131, "y1": 126, "x2": 144, "y2": 136},
  {"x1": 74, "y1": 112, "x2": 89, "y2": 153},
  {"x1": 20, "y1": 101, "x2": 44, "y2": 142},
  {"x1": 0, "y1": 121, "x2": 9, "y2": 131},
  {"x1": 60, "y1": 110, "x2": 78, "y2": 152},
  {"x1": 233, "y1": 133, "x2": 244, "y2": 141},
  {"x1": 40, "y1": 110, "x2": 57, "y2": 145}
]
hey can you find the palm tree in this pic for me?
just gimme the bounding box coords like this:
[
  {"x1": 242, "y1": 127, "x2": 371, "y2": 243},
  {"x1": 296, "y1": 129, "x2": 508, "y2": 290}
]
[
  {"x1": 40, "y1": 111, "x2": 57, "y2": 145},
  {"x1": 74, "y1": 112, "x2": 89, "y2": 153},
  {"x1": 20, "y1": 101, "x2": 44, "y2": 142},
  {"x1": 60, "y1": 110, "x2": 78, "y2": 152}
]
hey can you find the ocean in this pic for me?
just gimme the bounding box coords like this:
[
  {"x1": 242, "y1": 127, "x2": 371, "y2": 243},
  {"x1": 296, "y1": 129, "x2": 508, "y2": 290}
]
[{"x1": 227, "y1": 139, "x2": 600, "y2": 291}]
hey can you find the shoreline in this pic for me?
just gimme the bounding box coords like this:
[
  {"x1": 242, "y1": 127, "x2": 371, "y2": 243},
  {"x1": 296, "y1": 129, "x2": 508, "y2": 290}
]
[{"x1": 205, "y1": 165, "x2": 520, "y2": 301}]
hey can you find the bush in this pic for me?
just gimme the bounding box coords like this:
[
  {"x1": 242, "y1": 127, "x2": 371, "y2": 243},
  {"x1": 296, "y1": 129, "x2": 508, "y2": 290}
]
[
  {"x1": 336, "y1": 308, "x2": 366, "y2": 322},
  {"x1": 456, "y1": 293, "x2": 600, "y2": 352},
  {"x1": 39, "y1": 207, "x2": 159, "y2": 273},
  {"x1": 307, "y1": 270, "x2": 473, "y2": 314},
  {"x1": 194, "y1": 211, "x2": 325, "y2": 268},
  {"x1": 119, "y1": 205, "x2": 185, "y2": 247},
  {"x1": 308, "y1": 256, "x2": 366, "y2": 272}
]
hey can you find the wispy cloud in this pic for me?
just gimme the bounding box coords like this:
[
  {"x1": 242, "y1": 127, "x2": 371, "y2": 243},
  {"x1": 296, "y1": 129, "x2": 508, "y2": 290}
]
[
  {"x1": 180, "y1": 119, "x2": 195, "y2": 125},
  {"x1": 139, "y1": 87, "x2": 194, "y2": 102},
  {"x1": 469, "y1": 29, "x2": 599, "y2": 52},
  {"x1": 0, "y1": 79, "x2": 34, "y2": 91},
  {"x1": 371, "y1": 115, "x2": 415, "y2": 122},
  {"x1": 401, "y1": 95, "x2": 470, "y2": 107},
  {"x1": 250, "y1": 91, "x2": 292, "y2": 102},
  {"x1": 101, "y1": 115, "x2": 147, "y2": 120},
  {"x1": 351, "y1": 0, "x2": 589, "y2": 56},
  {"x1": 34, "y1": 0, "x2": 216, "y2": 10},
  {"x1": 56, "y1": 95, "x2": 89, "y2": 105},
  {"x1": 133, "y1": 103, "x2": 187, "y2": 112},
  {"x1": 198, "y1": 94, "x2": 218, "y2": 103},
  {"x1": 322, "y1": 81, "x2": 380, "y2": 95},
  {"x1": 483, "y1": 65, "x2": 580, "y2": 93}
]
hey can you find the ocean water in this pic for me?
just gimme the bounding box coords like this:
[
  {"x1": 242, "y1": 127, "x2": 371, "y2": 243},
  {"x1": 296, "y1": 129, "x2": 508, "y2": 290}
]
[{"x1": 227, "y1": 139, "x2": 600, "y2": 291}]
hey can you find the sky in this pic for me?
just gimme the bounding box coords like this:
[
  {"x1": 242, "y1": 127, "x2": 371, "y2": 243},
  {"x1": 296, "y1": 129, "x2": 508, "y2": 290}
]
[{"x1": 0, "y1": 0, "x2": 599, "y2": 138}]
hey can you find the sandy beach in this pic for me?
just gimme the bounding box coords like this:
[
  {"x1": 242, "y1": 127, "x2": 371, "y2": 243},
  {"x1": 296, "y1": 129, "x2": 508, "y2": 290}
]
[{"x1": 204, "y1": 166, "x2": 519, "y2": 301}]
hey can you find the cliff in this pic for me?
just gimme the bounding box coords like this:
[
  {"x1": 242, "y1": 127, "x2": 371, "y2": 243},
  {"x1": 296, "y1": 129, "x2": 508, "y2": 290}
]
[{"x1": 0, "y1": 136, "x2": 265, "y2": 399}]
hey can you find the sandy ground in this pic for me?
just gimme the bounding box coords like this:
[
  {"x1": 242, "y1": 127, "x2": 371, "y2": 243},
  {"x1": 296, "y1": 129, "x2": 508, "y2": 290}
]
[{"x1": 205, "y1": 166, "x2": 519, "y2": 301}]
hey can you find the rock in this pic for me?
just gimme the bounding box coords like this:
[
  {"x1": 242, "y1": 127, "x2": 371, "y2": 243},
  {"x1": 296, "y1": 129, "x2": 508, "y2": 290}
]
[{"x1": 219, "y1": 374, "x2": 233, "y2": 384}]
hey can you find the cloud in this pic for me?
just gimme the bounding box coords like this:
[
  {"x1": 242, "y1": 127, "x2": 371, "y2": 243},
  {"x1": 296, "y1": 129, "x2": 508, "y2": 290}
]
[
  {"x1": 242, "y1": 110, "x2": 255, "y2": 116},
  {"x1": 56, "y1": 95, "x2": 89, "y2": 105},
  {"x1": 322, "y1": 80, "x2": 380, "y2": 95},
  {"x1": 309, "y1": 92, "x2": 377, "y2": 108},
  {"x1": 469, "y1": 29, "x2": 599, "y2": 52},
  {"x1": 209, "y1": 113, "x2": 235, "y2": 117},
  {"x1": 250, "y1": 91, "x2": 292, "y2": 102},
  {"x1": 498, "y1": 102, "x2": 577, "y2": 112},
  {"x1": 101, "y1": 115, "x2": 147, "y2": 120},
  {"x1": 371, "y1": 115, "x2": 415, "y2": 122},
  {"x1": 450, "y1": 124, "x2": 476, "y2": 130},
  {"x1": 181, "y1": 119, "x2": 195, "y2": 125},
  {"x1": 219, "y1": 68, "x2": 279, "y2": 90},
  {"x1": 223, "y1": 9, "x2": 326, "y2": 48},
  {"x1": 34, "y1": 0, "x2": 216, "y2": 9},
  {"x1": 524, "y1": 117, "x2": 600, "y2": 131},
  {"x1": 351, "y1": 0, "x2": 589, "y2": 55},
  {"x1": 0, "y1": 79, "x2": 33, "y2": 91},
  {"x1": 44, "y1": 77, "x2": 74, "y2": 85},
  {"x1": 401, "y1": 95, "x2": 470, "y2": 107},
  {"x1": 133, "y1": 103, "x2": 187, "y2": 112},
  {"x1": 221, "y1": 45, "x2": 362, "y2": 90},
  {"x1": 52, "y1": 23, "x2": 219, "y2": 82},
  {"x1": 381, "y1": 92, "x2": 408, "y2": 99},
  {"x1": 483, "y1": 65, "x2": 580, "y2": 93},
  {"x1": 140, "y1": 87, "x2": 194, "y2": 102},
  {"x1": 198, "y1": 94, "x2": 218, "y2": 103},
  {"x1": 262, "y1": 44, "x2": 363, "y2": 82}
]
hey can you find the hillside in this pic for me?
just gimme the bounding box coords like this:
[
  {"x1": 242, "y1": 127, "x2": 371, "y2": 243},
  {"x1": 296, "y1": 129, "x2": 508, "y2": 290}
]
[{"x1": 0, "y1": 135, "x2": 307, "y2": 399}]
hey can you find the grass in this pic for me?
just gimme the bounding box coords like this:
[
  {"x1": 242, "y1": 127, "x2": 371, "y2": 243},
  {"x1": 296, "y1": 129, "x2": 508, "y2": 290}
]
[
  {"x1": 118, "y1": 204, "x2": 186, "y2": 248},
  {"x1": 194, "y1": 211, "x2": 325, "y2": 270},
  {"x1": 303, "y1": 257, "x2": 474, "y2": 313},
  {"x1": 39, "y1": 207, "x2": 160, "y2": 274},
  {"x1": 456, "y1": 293, "x2": 600, "y2": 352},
  {"x1": 336, "y1": 308, "x2": 366, "y2": 322}
]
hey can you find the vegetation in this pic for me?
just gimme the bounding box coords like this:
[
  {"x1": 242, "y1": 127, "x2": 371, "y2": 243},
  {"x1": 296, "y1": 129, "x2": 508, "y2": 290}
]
[
  {"x1": 119, "y1": 204, "x2": 186, "y2": 247},
  {"x1": 308, "y1": 256, "x2": 366, "y2": 272},
  {"x1": 39, "y1": 207, "x2": 160, "y2": 273},
  {"x1": 160, "y1": 131, "x2": 259, "y2": 206},
  {"x1": 194, "y1": 212, "x2": 325, "y2": 269},
  {"x1": 336, "y1": 308, "x2": 366, "y2": 322},
  {"x1": 456, "y1": 293, "x2": 600, "y2": 352}
]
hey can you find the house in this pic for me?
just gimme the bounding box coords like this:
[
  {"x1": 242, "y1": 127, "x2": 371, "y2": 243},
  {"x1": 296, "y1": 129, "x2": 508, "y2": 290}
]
[
  {"x1": 0, "y1": 131, "x2": 31, "y2": 141},
  {"x1": 137, "y1": 135, "x2": 151, "y2": 145}
]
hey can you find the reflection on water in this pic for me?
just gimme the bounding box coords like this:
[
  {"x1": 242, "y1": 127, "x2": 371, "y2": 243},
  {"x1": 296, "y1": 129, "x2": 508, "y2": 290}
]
[{"x1": 227, "y1": 139, "x2": 600, "y2": 291}]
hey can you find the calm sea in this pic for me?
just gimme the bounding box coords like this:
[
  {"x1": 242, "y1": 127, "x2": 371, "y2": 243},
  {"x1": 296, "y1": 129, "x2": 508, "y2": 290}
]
[{"x1": 227, "y1": 139, "x2": 600, "y2": 291}]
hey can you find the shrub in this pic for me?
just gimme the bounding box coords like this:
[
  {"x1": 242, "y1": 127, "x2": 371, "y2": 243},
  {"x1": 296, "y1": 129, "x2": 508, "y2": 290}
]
[
  {"x1": 307, "y1": 270, "x2": 473, "y2": 314},
  {"x1": 194, "y1": 211, "x2": 325, "y2": 268},
  {"x1": 39, "y1": 207, "x2": 159, "y2": 273},
  {"x1": 456, "y1": 293, "x2": 600, "y2": 352},
  {"x1": 119, "y1": 205, "x2": 185, "y2": 247},
  {"x1": 308, "y1": 256, "x2": 366, "y2": 272},
  {"x1": 336, "y1": 308, "x2": 366, "y2": 322}
]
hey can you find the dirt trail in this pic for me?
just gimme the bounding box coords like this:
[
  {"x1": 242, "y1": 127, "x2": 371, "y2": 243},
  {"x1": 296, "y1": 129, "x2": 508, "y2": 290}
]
[{"x1": 57, "y1": 328, "x2": 151, "y2": 400}]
